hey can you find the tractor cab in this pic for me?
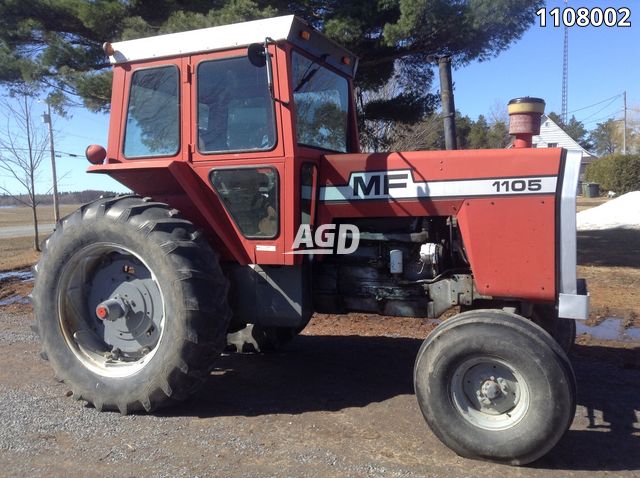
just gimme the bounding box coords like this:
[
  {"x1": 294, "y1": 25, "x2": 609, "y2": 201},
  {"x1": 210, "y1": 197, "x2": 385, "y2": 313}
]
[{"x1": 90, "y1": 15, "x2": 359, "y2": 265}]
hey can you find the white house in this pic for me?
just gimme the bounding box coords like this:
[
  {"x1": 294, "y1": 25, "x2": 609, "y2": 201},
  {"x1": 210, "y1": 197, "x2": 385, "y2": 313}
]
[{"x1": 532, "y1": 114, "x2": 595, "y2": 178}]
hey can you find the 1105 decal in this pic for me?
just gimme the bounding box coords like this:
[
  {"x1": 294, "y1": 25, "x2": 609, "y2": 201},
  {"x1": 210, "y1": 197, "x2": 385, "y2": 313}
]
[
  {"x1": 491, "y1": 179, "x2": 542, "y2": 193},
  {"x1": 536, "y1": 6, "x2": 631, "y2": 27}
]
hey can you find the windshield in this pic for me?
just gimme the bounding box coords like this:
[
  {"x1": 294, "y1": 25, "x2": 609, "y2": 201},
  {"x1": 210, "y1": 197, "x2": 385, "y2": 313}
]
[{"x1": 292, "y1": 51, "x2": 349, "y2": 153}]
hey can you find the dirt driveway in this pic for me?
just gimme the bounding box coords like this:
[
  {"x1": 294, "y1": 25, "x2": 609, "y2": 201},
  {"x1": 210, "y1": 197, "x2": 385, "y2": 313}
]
[
  {"x1": 0, "y1": 299, "x2": 639, "y2": 478},
  {"x1": 1, "y1": 222, "x2": 639, "y2": 477}
]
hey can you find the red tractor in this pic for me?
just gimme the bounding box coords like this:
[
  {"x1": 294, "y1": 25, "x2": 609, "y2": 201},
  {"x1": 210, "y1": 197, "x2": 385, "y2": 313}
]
[{"x1": 32, "y1": 15, "x2": 589, "y2": 465}]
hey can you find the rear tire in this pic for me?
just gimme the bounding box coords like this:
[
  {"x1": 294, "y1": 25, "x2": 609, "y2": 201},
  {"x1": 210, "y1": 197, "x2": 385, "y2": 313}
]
[
  {"x1": 32, "y1": 196, "x2": 230, "y2": 413},
  {"x1": 414, "y1": 309, "x2": 576, "y2": 465}
]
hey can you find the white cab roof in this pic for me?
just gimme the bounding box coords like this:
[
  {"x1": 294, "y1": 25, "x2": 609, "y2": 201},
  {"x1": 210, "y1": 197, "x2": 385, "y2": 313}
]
[{"x1": 108, "y1": 15, "x2": 358, "y2": 77}]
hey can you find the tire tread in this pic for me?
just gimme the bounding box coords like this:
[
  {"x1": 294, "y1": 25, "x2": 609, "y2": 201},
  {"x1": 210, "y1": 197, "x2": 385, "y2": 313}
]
[{"x1": 33, "y1": 195, "x2": 230, "y2": 413}]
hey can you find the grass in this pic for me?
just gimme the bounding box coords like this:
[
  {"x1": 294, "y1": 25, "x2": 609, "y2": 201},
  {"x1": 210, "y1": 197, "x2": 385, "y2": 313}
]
[
  {"x1": 576, "y1": 196, "x2": 608, "y2": 212},
  {"x1": 0, "y1": 236, "x2": 41, "y2": 271},
  {"x1": 0, "y1": 204, "x2": 80, "y2": 271},
  {"x1": 0, "y1": 204, "x2": 80, "y2": 227}
]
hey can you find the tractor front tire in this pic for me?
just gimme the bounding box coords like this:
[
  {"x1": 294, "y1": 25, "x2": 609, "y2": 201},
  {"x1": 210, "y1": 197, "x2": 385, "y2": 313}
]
[
  {"x1": 414, "y1": 309, "x2": 576, "y2": 465},
  {"x1": 32, "y1": 196, "x2": 230, "y2": 414},
  {"x1": 532, "y1": 304, "x2": 576, "y2": 355}
]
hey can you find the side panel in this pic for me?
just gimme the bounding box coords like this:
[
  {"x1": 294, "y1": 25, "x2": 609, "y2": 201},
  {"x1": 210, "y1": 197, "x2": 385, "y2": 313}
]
[
  {"x1": 456, "y1": 196, "x2": 556, "y2": 300},
  {"x1": 316, "y1": 148, "x2": 564, "y2": 301}
]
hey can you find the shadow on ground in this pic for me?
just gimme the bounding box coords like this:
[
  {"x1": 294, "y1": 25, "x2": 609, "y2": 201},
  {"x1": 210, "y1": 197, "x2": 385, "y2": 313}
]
[
  {"x1": 537, "y1": 344, "x2": 640, "y2": 471},
  {"x1": 578, "y1": 229, "x2": 640, "y2": 268},
  {"x1": 173, "y1": 335, "x2": 421, "y2": 417},
  {"x1": 163, "y1": 335, "x2": 639, "y2": 472}
]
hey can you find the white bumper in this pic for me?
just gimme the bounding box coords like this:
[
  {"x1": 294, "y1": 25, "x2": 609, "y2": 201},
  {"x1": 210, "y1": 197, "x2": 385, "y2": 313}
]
[{"x1": 558, "y1": 150, "x2": 590, "y2": 320}]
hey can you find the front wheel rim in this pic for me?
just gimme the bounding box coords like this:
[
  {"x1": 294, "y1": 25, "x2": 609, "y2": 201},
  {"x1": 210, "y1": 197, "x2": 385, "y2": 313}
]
[
  {"x1": 56, "y1": 243, "x2": 165, "y2": 378},
  {"x1": 450, "y1": 356, "x2": 530, "y2": 431}
]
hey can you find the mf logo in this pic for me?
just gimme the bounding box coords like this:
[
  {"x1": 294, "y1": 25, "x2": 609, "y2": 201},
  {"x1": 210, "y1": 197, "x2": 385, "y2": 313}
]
[
  {"x1": 319, "y1": 170, "x2": 415, "y2": 202},
  {"x1": 352, "y1": 171, "x2": 409, "y2": 197},
  {"x1": 286, "y1": 224, "x2": 359, "y2": 255}
]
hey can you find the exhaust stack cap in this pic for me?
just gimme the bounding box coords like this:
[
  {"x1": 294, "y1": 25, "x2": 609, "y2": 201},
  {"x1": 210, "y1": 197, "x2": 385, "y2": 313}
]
[{"x1": 508, "y1": 97, "x2": 545, "y2": 148}]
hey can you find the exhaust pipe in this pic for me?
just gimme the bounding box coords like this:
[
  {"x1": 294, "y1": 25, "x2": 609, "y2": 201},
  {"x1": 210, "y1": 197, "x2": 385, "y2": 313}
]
[{"x1": 508, "y1": 97, "x2": 545, "y2": 148}]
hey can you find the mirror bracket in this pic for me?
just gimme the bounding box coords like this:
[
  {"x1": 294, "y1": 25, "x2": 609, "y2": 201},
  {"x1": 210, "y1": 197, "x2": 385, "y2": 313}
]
[{"x1": 248, "y1": 38, "x2": 289, "y2": 107}]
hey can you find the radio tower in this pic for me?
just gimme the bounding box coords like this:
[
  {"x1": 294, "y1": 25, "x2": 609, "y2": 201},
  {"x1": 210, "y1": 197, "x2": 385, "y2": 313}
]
[{"x1": 561, "y1": 0, "x2": 569, "y2": 123}]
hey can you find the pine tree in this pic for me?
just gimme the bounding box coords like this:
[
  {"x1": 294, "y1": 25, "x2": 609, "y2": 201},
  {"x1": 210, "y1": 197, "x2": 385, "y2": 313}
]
[{"x1": 1, "y1": 0, "x2": 543, "y2": 126}]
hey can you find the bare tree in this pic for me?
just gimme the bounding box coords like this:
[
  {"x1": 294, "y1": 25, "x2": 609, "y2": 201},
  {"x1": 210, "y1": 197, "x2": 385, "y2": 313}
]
[
  {"x1": 0, "y1": 88, "x2": 50, "y2": 251},
  {"x1": 388, "y1": 114, "x2": 445, "y2": 152},
  {"x1": 487, "y1": 99, "x2": 509, "y2": 125}
]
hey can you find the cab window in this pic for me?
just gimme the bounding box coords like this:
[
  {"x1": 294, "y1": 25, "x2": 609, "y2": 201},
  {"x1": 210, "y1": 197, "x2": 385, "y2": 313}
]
[
  {"x1": 210, "y1": 167, "x2": 279, "y2": 238},
  {"x1": 197, "y1": 57, "x2": 276, "y2": 153},
  {"x1": 292, "y1": 51, "x2": 349, "y2": 153},
  {"x1": 123, "y1": 66, "x2": 180, "y2": 158}
]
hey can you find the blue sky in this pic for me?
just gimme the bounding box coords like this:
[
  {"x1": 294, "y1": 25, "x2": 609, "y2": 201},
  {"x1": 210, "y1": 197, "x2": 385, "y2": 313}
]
[
  {"x1": 454, "y1": 0, "x2": 639, "y2": 124},
  {"x1": 1, "y1": 0, "x2": 639, "y2": 195}
]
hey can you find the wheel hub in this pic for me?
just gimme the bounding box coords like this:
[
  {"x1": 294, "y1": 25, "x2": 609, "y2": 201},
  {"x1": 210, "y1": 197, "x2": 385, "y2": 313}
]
[
  {"x1": 96, "y1": 296, "x2": 129, "y2": 321},
  {"x1": 480, "y1": 378, "x2": 502, "y2": 400},
  {"x1": 451, "y1": 356, "x2": 530, "y2": 430},
  {"x1": 88, "y1": 258, "x2": 163, "y2": 354},
  {"x1": 57, "y1": 243, "x2": 165, "y2": 378}
]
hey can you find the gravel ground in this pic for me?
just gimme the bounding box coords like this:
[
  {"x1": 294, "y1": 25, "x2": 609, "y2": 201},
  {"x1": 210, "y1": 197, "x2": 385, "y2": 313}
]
[{"x1": 1, "y1": 305, "x2": 639, "y2": 477}]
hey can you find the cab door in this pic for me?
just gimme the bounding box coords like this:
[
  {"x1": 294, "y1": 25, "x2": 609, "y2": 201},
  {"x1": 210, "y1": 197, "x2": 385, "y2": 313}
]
[{"x1": 187, "y1": 46, "x2": 289, "y2": 264}]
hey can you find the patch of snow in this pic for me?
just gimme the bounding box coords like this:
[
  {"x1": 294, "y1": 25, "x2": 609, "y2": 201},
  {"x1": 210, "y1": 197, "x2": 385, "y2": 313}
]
[
  {"x1": 0, "y1": 295, "x2": 30, "y2": 306},
  {"x1": 577, "y1": 191, "x2": 640, "y2": 230},
  {"x1": 0, "y1": 270, "x2": 33, "y2": 282}
]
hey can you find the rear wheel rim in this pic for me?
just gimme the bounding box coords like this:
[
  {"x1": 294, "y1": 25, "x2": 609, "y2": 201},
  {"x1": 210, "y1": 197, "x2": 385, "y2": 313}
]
[
  {"x1": 450, "y1": 356, "x2": 530, "y2": 431},
  {"x1": 57, "y1": 243, "x2": 165, "y2": 378}
]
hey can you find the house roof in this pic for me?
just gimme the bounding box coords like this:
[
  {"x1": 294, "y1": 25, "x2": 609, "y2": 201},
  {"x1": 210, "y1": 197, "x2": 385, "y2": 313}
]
[{"x1": 532, "y1": 114, "x2": 595, "y2": 158}]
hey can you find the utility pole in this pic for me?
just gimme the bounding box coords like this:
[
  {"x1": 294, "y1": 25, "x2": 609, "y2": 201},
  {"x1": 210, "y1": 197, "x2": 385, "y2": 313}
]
[
  {"x1": 42, "y1": 102, "x2": 60, "y2": 222},
  {"x1": 623, "y1": 90, "x2": 627, "y2": 155},
  {"x1": 438, "y1": 56, "x2": 457, "y2": 150}
]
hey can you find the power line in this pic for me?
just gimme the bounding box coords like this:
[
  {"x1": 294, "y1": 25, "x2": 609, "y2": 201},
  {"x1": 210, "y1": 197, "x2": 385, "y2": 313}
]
[
  {"x1": 0, "y1": 147, "x2": 84, "y2": 157},
  {"x1": 56, "y1": 150, "x2": 83, "y2": 158},
  {"x1": 583, "y1": 111, "x2": 623, "y2": 125},
  {"x1": 583, "y1": 110, "x2": 624, "y2": 126},
  {"x1": 579, "y1": 97, "x2": 620, "y2": 122},
  {"x1": 567, "y1": 94, "x2": 623, "y2": 115},
  {"x1": 63, "y1": 131, "x2": 104, "y2": 141}
]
